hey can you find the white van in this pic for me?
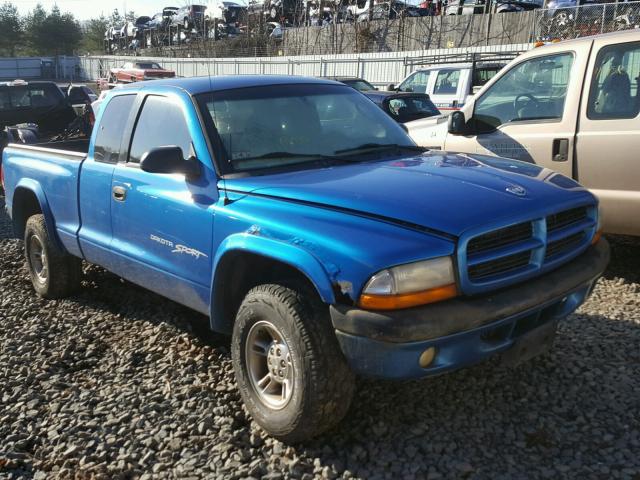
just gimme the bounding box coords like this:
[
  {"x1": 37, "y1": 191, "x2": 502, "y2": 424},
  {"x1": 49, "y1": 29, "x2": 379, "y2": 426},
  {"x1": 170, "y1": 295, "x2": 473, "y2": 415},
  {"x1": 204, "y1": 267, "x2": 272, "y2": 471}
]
[
  {"x1": 407, "y1": 30, "x2": 640, "y2": 236},
  {"x1": 391, "y1": 51, "x2": 522, "y2": 112}
]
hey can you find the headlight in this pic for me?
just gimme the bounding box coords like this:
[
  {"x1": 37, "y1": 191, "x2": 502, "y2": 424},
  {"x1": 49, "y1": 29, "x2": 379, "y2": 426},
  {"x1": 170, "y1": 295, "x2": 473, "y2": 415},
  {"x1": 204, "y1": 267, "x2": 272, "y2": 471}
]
[{"x1": 358, "y1": 256, "x2": 458, "y2": 310}]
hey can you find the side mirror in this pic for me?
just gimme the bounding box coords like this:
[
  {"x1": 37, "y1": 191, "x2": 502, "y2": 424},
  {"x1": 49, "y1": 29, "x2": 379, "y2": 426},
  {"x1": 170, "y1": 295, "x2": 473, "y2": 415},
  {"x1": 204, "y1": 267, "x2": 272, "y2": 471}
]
[
  {"x1": 140, "y1": 146, "x2": 201, "y2": 178},
  {"x1": 387, "y1": 83, "x2": 395, "y2": 91},
  {"x1": 448, "y1": 110, "x2": 469, "y2": 135}
]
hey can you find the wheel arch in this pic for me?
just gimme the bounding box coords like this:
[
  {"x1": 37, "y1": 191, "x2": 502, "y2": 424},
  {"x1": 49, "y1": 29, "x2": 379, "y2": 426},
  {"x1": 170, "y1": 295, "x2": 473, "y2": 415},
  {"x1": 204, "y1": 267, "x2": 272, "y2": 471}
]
[
  {"x1": 210, "y1": 234, "x2": 337, "y2": 334},
  {"x1": 11, "y1": 180, "x2": 63, "y2": 250}
]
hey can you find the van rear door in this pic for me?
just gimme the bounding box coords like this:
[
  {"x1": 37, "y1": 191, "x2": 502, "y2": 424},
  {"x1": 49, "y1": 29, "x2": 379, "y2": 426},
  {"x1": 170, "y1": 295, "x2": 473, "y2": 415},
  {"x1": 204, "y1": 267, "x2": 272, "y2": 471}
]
[{"x1": 575, "y1": 36, "x2": 640, "y2": 236}]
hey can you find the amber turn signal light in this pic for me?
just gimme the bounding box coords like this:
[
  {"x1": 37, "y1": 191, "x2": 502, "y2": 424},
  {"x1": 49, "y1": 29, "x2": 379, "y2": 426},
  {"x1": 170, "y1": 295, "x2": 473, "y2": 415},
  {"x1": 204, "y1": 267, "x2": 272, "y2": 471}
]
[
  {"x1": 592, "y1": 229, "x2": 602, "y2": 245},
  {"x1": 358, "y1": 283, "x2": 458, "y2": 311}
]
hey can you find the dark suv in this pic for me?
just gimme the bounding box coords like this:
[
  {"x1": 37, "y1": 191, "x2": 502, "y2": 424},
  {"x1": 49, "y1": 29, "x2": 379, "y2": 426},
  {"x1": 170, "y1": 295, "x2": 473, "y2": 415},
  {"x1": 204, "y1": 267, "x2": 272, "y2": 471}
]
[
  {"x1": 172, "y1": 4, "x2": 207, "y2": 29},
  {"x1": 0, "y1": 80, "x2": 75, "y2": 132}
]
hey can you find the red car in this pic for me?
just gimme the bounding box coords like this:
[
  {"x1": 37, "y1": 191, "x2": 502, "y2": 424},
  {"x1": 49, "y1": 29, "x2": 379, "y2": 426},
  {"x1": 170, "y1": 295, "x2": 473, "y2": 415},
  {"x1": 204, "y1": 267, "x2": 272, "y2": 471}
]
[{"x1": 108, "y1": 61, "x2": 176, "y2": 84}]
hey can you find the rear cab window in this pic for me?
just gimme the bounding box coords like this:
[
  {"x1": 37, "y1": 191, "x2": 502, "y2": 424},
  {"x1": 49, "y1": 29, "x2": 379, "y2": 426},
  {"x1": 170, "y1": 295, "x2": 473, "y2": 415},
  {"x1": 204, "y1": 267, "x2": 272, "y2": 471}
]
[{"x1": 0, "y1": 83, "x2": 64, "y2": 110}]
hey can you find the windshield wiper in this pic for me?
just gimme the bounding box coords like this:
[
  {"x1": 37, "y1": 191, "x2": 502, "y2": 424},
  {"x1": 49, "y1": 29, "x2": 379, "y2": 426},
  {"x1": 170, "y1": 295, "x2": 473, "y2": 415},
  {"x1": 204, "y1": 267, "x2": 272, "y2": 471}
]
[
  {"x1": 241, "y1": 151, "x2": 338, "y2": 160},
  {"x1": 334, "y1": 143, "x2": 427, "y2": 155}
]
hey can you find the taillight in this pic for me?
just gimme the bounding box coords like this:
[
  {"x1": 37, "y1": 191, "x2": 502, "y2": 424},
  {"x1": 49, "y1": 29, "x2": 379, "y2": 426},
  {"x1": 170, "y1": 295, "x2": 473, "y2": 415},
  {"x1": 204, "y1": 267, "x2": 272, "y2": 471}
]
[{"x1": 1, "y1": 163, "x2": 5, "y2": 190}]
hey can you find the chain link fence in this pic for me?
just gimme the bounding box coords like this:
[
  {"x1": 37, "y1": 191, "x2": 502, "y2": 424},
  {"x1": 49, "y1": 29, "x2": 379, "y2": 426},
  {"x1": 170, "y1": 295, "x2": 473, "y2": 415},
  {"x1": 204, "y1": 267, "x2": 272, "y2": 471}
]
[{"x1": 534, "y1": 1, "x2": 640, "y2": 41}]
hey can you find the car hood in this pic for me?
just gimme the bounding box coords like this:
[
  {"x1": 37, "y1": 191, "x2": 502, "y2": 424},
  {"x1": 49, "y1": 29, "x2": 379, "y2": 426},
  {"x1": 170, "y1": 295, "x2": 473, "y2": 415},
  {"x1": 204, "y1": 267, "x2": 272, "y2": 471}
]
[{"x1": 222, "y1": 152, "x2": 594, "y2": 238}]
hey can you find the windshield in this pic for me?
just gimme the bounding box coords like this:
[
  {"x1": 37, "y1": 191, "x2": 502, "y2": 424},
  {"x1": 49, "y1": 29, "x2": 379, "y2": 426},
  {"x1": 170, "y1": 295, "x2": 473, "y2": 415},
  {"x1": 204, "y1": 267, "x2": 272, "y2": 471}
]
[
  {"x1": 197, "y1": 84, "x2": 415, "y2": 173},
  {"x1": 343, "y1": 79, "x2": 376, "y2": 92},
  {"x1": 136, "y1": 62, "x2": 162, "y2": 69}
]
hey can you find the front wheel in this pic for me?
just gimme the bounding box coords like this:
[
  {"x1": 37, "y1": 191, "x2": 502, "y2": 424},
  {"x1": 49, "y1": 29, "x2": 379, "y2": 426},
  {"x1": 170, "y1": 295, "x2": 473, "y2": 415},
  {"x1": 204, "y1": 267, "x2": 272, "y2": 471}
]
[
  {"x1": 232, "y1": 284, "x2": 355, "y2": 442},
  {"x1": 24, "y1": 214, "x2": 82, "y2": 299}
]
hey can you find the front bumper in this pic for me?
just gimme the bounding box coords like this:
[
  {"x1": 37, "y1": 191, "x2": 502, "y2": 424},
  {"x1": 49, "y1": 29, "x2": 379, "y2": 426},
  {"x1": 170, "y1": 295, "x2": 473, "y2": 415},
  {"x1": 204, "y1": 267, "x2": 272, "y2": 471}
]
[{"x1": 331, "y1": 240, "x2": 610, "y2": 379}]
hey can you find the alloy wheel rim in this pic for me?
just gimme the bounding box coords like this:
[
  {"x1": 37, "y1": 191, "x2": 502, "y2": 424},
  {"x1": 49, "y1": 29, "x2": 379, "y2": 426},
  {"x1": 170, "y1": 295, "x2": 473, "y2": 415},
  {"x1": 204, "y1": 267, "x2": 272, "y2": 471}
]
[
  {"x1": 245, "y1": 320, "x2": 294, "y2": 410},
  {"x1": 29, "y1": 235, "x2": 48, "y2": 283}
]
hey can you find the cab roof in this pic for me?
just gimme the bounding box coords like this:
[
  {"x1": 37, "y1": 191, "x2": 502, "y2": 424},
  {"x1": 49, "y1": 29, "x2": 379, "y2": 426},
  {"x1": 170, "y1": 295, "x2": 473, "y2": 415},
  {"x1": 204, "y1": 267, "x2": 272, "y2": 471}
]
[{"x1": 119, "y1": 75, "x2": 342, "y2": 95}]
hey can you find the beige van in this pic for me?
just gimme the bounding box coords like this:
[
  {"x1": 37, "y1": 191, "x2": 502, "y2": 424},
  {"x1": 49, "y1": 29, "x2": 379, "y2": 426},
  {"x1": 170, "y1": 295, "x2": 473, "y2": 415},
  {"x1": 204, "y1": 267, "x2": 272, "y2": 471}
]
[{"x1": 407, "y1": 30, "x2": 640, "y2": 236}]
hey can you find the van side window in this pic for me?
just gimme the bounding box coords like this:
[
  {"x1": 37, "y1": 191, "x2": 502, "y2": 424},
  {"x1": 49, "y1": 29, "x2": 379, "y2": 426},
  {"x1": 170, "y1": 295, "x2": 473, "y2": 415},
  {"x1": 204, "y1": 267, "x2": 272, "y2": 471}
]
[
  {"x1": 128, "y1": 96, "x2": 193, "y2": 164},
  {"x1": 93, "y1": 94, "x2": 136, "y2": 164},
  {"x1": 399, "y1": 71, "x2": 430, "y2": 93},
  {"x1": 473, "y1": 66, "x2": 501, "y2": 88},
  {"x1": 474, "y1": 53, "x2": 573, "y2": 132},
  {"x1": 588, "y1": 42, "x2": 640, "y2": 120},
  {"x1": 433, "y1": 69, "x2": 461, "y2": 95}
]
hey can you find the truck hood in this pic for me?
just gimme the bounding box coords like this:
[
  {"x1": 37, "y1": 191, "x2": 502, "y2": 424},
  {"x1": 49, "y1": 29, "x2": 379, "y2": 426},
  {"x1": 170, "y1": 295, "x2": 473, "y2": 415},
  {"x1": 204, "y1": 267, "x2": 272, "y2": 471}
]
[{"x1": 222, "y1": 152, "x2": 593, "y2": 238}]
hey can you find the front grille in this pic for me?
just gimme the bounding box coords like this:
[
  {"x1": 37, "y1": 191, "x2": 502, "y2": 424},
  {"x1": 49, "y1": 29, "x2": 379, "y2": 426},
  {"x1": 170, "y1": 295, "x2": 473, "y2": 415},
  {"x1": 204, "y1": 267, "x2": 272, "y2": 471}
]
[
  {"x1": 546, "y1": 206, "x2": 587, "y2": 232},
  {"x1": 468, "y1": 251, "x2": 531, "y2": 281},
  {"x1": 545, "y1": 232, "x2": 585, "y2": 260},
  {"x1": 462, "y1": 205, "x2": 595, "y2": 292},
  {"x1": 467, "y1": 222, "x2": 533, "y2": 255}
]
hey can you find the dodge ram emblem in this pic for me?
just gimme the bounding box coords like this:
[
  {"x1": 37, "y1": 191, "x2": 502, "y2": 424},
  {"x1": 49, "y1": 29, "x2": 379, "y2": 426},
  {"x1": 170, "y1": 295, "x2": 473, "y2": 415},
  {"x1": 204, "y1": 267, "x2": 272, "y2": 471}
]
[{"x1": 506, "y1": 184, "x2": 527, "y2": 196}]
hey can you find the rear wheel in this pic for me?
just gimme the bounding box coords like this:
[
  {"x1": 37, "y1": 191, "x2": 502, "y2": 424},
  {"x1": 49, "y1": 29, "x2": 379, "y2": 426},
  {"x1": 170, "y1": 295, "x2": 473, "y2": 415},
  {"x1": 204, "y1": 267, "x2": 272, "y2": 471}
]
[
  {"x1": 24, "y1": 214, "x2": 82, "y2": 299},
  {"x1": 232, "y1": 284, "x2": 355, "y2": 442}
]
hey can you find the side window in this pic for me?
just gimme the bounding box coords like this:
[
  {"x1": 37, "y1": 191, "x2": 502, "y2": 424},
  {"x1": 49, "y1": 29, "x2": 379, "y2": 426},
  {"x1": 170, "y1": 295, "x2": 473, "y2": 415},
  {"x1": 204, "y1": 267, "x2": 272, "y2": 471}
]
[
  {"x1": 433, "y1": 69, "x2": 461, "y2": 95},
  {"x1": 129, "y1": 96, "x2": 193, "y2": 164},
  {"x1": 93, "y1": 94, "x2": 136, "y2": 164},
  {"x1": 588, "y1": 42, "x2": 640, "y2": 120},
  {"x1": 474, "y1": 53, "x2": 573, "y2": 131},
  {"x1": 473, "y1": 66, "x2": 501, "y2": 88},
  {"x1": 399, "y1": 71, "x2": 430, "y2": 93}
]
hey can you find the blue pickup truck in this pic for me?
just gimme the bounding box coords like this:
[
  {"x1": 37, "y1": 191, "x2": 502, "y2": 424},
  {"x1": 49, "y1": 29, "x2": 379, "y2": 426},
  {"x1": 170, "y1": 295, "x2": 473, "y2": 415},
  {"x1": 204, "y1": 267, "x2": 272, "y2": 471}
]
[{"x1": 2, "y1": 76, "x2": 609, "y2": 441}]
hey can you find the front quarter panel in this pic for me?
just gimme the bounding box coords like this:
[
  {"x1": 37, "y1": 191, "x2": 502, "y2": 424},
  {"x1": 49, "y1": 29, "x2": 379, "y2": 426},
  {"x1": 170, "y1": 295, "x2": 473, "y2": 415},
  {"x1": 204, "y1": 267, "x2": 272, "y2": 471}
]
[{"x1": 211, "y1": 190, "x2": 456, "y2": 319}]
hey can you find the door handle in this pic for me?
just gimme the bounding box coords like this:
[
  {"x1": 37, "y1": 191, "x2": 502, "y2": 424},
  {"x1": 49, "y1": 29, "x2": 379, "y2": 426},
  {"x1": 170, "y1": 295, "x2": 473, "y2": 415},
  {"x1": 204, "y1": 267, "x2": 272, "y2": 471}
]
[
  {"x1": 552, "y1": 138, "x2": 569, "y2": 162},
  {"x1": 112, "y1": 186, "x2": 127, "y2": 202}
]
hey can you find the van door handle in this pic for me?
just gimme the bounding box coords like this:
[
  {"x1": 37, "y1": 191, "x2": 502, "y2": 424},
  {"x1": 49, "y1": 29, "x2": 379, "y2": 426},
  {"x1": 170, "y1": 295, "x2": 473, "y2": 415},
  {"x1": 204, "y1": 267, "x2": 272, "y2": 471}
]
[
  {"x1": 112, "y1": 186, "x2": 127, "y2": 202},
  {"x1": 552, "y1": 138, "x2": 569, "y2": 162}
]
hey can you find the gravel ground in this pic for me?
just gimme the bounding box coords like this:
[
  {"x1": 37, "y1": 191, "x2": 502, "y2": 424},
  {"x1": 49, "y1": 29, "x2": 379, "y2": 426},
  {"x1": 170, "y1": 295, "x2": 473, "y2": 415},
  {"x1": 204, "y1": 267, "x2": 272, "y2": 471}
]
[{"x1": 0, "y1": 194, "x2": 639, "y2": 480}]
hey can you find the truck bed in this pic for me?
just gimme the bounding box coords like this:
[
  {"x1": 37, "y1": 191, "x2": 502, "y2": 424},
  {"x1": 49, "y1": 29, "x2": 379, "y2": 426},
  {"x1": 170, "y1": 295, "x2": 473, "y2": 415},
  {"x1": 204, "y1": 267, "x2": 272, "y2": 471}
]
[{"x1": 2, "y1": 142, "x2": 86, "y2": 256}]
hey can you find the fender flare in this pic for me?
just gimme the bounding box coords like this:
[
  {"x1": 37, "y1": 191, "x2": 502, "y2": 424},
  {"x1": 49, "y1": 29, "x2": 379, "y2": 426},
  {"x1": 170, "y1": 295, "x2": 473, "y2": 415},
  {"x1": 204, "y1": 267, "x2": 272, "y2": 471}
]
[
  {"x1": 13, "y1": 179, "x2": 64, "y2": 250},
  {"x1": 210, "y1": 233, "x2": 336, "y2": 332}
]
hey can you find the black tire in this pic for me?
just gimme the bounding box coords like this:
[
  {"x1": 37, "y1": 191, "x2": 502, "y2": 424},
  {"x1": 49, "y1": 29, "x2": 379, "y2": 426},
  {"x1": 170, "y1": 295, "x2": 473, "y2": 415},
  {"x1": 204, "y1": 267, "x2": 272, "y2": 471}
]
[
  {"x1": 232, "y1": 284, "x2": 355, "y2": 442},
  {"x1": 24, "y1": 214, "x2": 82, "y2": 299}
]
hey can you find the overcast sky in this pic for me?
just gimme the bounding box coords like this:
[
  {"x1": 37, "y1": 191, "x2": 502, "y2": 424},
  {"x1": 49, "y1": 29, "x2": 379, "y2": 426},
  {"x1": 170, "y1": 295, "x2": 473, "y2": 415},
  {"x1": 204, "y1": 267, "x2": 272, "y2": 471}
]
[{"x1": 14, "y1": 0, "x2": 216, "y2": 21}]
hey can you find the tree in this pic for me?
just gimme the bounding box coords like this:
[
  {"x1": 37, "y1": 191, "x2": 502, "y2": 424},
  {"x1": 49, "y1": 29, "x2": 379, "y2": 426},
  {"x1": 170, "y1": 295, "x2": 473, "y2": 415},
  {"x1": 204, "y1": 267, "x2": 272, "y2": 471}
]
[
  {"x1": 23, "y1": 3, "x2": 47, "y2": 55},
  {"x1": 0, "y1": 2, "x2": 23, "y2": 56},
  {"x1": 81, "y1": 15, "x2": 109, "y2": 54}
]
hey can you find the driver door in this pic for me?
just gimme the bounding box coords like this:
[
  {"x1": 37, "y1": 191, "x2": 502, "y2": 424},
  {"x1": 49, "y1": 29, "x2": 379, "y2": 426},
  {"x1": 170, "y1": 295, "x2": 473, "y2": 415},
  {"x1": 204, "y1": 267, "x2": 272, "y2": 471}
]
[{"x1": 445, "y1": 44, "x2": 592, "y2": 178}]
